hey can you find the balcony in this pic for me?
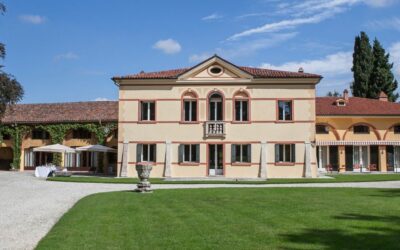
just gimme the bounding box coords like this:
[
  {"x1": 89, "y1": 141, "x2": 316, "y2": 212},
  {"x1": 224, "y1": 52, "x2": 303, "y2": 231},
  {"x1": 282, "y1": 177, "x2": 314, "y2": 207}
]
[{"x1": 205, "y1": 121, "x2": 225, "y2": 138}]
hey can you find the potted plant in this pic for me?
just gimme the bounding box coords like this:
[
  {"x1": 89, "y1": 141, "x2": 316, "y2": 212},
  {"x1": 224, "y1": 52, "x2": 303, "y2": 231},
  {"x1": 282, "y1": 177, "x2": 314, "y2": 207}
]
[{"x1": 353, "y1": 164, "x2": 361, "y2": 173}]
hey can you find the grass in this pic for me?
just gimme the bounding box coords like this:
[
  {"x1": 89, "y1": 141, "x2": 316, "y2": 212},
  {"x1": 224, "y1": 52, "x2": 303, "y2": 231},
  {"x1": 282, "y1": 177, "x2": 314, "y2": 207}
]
[
  {"x1": 47, "y1": 173, "x2": 400, "y2": 184},
  {"x1": 36, "y1": 188, "x2": 400, "y2": 249}
]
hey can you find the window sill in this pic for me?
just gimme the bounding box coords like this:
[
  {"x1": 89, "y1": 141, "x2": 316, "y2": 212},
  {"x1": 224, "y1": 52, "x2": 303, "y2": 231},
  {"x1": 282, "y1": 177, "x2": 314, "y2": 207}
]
[
  {"x1": 136, "y1": 162, "x2": 156, "y2": 166},
  {"x1": 275, "y1": 120, "x2": 294, "y2": 123},
  {"x1": 138, "y1": 121, "x2": 157, "y2": 124},
  {"x1": 178, "y1": 162, "x2": 200, "y2": 166},
  {"x1": 179, "y1": 121, "x2": 201, "y2": 124},
  {"x1": 231, "y1": 121, "x2": 251, "y2": 124},
  {"x1": 274, "y1": 162, "x2": 295, "y2": 166},
  {"x1": 231, "y1": 162, "x2": 252, "y2": 166}
]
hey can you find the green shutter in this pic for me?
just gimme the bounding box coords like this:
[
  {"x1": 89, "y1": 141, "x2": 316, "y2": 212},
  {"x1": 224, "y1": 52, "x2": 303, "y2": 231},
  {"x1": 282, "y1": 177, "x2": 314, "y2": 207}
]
[
  {"x1": 247, "y1": 144, "x2": 251, "y2": 163},
  {"x1": 291, "y1": 144, "x2": 296, "y2": 163},
  {"x1": 231, "y1": 144, "x2": 236, "y2": 162},
  {"x1": 275, "y1": 144, "x2": 279, "y2": 162},
  {"x1": 195, "y1": 144, "x2": 200, "y2": 163},
  {"x1": 152, "y1": 144, "x2": 157, "y2": 162},
  {"x1": 136, "y1": 144, "x2": 142, "y2": 163},
  {"x1": 178, "y1": 144, "x2": 183, "y2": 163}
]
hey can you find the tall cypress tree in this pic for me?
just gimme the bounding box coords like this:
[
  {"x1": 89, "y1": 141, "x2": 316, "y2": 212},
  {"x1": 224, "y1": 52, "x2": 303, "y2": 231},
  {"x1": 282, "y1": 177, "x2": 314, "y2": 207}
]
[
  {"x1": 351, "y1": 32, "x2": 373, "y2": 98},
  {"x1": 369, "y1": 39, "x2": 399, "y2": 102}
]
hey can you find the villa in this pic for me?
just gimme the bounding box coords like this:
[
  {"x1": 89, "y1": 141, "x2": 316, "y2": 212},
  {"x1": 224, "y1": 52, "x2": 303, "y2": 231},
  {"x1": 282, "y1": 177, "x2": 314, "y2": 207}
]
[{"x1": 1, "y1": 55, "x2": 400, "y2": 178}]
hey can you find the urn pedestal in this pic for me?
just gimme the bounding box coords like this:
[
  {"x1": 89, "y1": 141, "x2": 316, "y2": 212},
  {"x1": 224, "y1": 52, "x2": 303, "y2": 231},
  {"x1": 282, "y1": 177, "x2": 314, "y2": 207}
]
[{"x1": 135, "y1": 164, "x2": 153, "y2": 193}]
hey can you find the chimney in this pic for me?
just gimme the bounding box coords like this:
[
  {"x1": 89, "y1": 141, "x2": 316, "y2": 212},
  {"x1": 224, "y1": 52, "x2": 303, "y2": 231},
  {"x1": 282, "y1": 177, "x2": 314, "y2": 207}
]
[
  {"x1": 343, "y1": 89, "x2": 349, "y2": 101},
  {"x1": 379, "y1": 91, "x2": 388, "y2": 102},
  {"x1": 298, "y1": 67, "x2": 304, "y2": 73}
]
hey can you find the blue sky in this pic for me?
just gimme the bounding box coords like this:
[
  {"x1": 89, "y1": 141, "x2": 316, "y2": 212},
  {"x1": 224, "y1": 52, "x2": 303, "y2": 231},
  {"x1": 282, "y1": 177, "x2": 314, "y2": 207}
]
[{"x1": 1, "y1": 0, "x2": 400, "y2": 103}]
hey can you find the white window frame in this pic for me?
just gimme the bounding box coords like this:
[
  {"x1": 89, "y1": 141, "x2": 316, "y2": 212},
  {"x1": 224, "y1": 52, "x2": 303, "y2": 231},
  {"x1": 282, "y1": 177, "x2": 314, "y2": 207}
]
[
  {"x1": 233, "y1": 144, "x2": 251, "y2": 163},
  {"x1": 276, "y1": 144, "x2": 295, "y2": 163},
  {"x1": 141, "y1": 101, "x2": 155, "y2": 121},
  {"x1": 235, "y1": 100, "x2": 248, "y2": 122},
  {"x1": 141, "y1": 144, "x2": 155, "y2": 162},
  {"x1": 278, "y1": 100, "x2": 292, "y2": 121},
  {"x1": 183, "y1": 100, "x2": 196, "y2": 122},
  {"x1": 183, "y1": 144, "x2": 198, "y2": 162}
]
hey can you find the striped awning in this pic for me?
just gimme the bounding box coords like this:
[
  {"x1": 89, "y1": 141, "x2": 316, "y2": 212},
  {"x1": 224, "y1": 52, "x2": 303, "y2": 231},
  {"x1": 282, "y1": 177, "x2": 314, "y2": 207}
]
[{"x1": 316, "y1": 141, "x2": 400, "y2": 146}]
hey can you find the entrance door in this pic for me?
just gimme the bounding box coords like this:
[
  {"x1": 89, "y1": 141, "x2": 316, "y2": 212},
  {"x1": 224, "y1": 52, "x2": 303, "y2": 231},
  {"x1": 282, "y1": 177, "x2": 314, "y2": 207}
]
[{"x1": 208, "y1": 144, "x2": 223, "y2": 176}]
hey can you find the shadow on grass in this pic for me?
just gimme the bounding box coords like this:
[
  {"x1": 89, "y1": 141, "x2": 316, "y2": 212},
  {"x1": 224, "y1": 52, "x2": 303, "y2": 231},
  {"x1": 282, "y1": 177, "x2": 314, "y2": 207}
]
[
  {"x1": 368, "y1": 189, "x2": 400, "y2": 197},
  {"x1": 281, "y1": 213, "x2": 400, "y2": 250}
]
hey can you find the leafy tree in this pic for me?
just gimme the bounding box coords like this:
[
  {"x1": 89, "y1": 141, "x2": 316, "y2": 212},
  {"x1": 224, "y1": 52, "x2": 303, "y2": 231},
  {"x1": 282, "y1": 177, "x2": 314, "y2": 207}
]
[
  {"x1": 0, "y1": 2, "x2": 24, "y2": 118},
  {"x1": 326, "y1": 90, "x2": 340, "y2": 97},
  {"x1": 369, "y1": 39, "x2": 399, "y2": 102},
  {"x1": 351, "y1": 32, "x2": 373, "y2": 98}
]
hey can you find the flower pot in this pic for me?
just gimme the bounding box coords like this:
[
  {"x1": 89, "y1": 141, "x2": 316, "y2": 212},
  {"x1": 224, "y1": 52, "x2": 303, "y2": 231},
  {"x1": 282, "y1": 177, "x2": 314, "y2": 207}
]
[{"x1": 135, "y1": 164, "x2": 153, "y2": 193}]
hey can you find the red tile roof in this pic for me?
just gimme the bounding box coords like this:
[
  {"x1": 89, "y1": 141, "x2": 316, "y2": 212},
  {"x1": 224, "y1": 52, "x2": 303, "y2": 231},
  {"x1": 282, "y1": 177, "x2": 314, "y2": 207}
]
[
  {"x1": 0, "y1": 101, "x2": 118, "y2": 124},
  {"x1": 316, "y1": 97, "x2": 400, "y2": 116},
  {"x1": 112, "y1": 66, "x2": 321, "y2": 80}
]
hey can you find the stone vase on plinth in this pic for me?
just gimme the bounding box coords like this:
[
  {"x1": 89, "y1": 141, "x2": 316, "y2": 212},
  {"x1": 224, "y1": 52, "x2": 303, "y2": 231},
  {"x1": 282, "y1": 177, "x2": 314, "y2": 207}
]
[{"x1": 135, "y1": 164, "x2": 153, "y2": 193}]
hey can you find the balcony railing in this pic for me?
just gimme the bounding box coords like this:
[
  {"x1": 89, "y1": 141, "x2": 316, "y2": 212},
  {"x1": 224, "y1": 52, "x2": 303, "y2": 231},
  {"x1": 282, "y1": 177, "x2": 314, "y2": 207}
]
[{"x1": 205, "y1": 121, "x2": 225, "y2": 137}]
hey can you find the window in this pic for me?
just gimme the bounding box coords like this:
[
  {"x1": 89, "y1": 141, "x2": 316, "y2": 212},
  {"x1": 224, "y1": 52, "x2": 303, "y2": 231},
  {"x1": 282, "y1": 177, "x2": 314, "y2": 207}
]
[
  {"x1": 278, "y1": 100, "x2": 292, "y2": 121},
  {"x1": 275, "y1": 144, "x2": 295, "y2": 163},
  {"x1": 231, "y1": 144, "x2": 251, "y2": 163},
  {"x1": 316, "y1": 125, "x2": 329, "y2": 134},
  {"x1": 137, "y1": 144, "x2": 156, "y2": 162},
  {"x1": 179, "y1": 144, "x2": 200, "y2": 163},
  {"x1": 1, "y1": 133, "x2": 11, "y2": 140},
  {"x1": 394, "y1": 125, "x2": 400, "y2": 134},
  {"x1": 353, "y1": 125, "x2": 370, "y2": 134},
  {"x1": 72, "y1": 129, "x2": 91, "y2": 139},
  {"x1": 208, "y1": 65, "x2": 223, "y2": 75},
  {"x1": 32, "y1": 129, "x2": 50, "y2": 140},
  {"x1": 140, "y1": 101, "x2": 155, "y2": 121},
  {"x1": 183, "y1": 100, "x2": 197, "y2": 122}
]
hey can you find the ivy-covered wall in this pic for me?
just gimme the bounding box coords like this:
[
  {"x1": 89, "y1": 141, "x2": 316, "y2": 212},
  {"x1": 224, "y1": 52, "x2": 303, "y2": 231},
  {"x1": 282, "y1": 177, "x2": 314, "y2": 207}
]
[{"x1": 0, "y1": 122, "x2": 117, "y2": 169}]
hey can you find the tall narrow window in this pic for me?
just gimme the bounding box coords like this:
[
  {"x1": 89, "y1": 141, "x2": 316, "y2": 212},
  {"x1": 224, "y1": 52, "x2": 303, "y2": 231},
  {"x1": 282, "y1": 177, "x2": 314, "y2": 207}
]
[
  {"x1": 275, "y1": 144, "x2": 295, "y2": 163},
  {"x1": 233, "y1": 91, "x2": 249, "y2": 122},
  {"x1": 137, "y1": 144, "x2": 156, "y2": 162},
  {"x1": 140, "y1": 101, "x2": 155, "y2": 121},
  {"x1": 208, "y1": 92, "x2": 223, "y2": 121},
  {"x1": 179, "y1": 144, "x2": 200, "y2": 163},
  {"x1": 182, "y1": 91, "x2": 198, "y2": 122},
  {"x1": 278, "y1": 100, "x2": 293, "y2": 121},
  {"x1": 231, "y1": 144, "x2": 251, "y2": 163}
]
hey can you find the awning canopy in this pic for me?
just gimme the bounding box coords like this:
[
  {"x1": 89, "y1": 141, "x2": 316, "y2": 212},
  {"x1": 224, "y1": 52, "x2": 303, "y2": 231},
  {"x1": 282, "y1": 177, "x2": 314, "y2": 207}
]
[
  {"x1": 75, "y1": 144, "x2": 117, "y2": 153},
  {"x1": 316, "y1": 141, "x2": 400, "y2": 146},
  {"x1": 33, "y1": 144, "x2": 76, "y2": 153}
]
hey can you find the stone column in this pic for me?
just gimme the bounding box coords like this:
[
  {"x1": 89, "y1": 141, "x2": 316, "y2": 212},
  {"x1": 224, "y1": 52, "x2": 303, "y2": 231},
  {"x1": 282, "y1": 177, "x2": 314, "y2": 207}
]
[
  {"x1": 304, "y1": 142, "x2": 312, "y2": 178},
  {"x1": 260, "y1": 141, "x2": 267, "y2": 179},
  {"x1": 379, "y1": 145, "x2": 387, "y2": 172},
  {"x1": 164, "y1": 140, "x2": 172, "y2": 177},
  {"x1": 119, "y1": 140, "x2": 129, "y2": 177},
  {"x1": 338, "y1": 145, "x2": 346, "y2": 173}
]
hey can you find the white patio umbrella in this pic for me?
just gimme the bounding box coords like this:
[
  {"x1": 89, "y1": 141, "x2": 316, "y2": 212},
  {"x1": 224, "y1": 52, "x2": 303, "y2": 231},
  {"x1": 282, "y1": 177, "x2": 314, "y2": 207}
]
[
  {"x1": 33, "y1": 144, "x2": 76, "y2": 153},
  {"x1": 75, "y1": 144, "x2": 117, "y2": 153}
]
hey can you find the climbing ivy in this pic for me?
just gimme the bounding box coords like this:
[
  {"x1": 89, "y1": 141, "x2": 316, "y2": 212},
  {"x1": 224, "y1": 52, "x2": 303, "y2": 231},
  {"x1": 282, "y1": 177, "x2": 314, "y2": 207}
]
[{"x1": 0, "y1": 122, "x2": 117, "y2": 169}]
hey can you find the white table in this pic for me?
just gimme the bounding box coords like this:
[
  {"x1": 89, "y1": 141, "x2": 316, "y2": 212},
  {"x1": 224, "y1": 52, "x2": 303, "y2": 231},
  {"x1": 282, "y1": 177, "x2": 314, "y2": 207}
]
[{"x1": 34, "y1": 166, "x2": 57, "y2": 178}]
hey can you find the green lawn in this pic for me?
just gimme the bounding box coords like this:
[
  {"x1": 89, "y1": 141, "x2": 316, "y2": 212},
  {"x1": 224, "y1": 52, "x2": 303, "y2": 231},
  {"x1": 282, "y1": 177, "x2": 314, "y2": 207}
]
[
  {"x1": 37, "y1": 188, "x2": 400, "y2": 249},
  {"x1": 47, "y1": 173, "x2": 400, "y2": 184}
]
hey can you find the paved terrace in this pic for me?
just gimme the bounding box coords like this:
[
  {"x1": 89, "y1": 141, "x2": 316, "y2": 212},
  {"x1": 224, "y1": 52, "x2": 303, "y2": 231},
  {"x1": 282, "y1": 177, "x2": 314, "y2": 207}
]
[{"x1": 1, "y1": 171, "x2": 400, "y2": 250}]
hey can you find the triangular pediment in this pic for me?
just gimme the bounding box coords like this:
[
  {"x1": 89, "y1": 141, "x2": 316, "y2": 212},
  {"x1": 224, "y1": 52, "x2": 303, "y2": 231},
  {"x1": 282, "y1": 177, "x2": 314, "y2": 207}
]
[{"x1": 177, "y1": 55, "x2": 253, "y2": 82}]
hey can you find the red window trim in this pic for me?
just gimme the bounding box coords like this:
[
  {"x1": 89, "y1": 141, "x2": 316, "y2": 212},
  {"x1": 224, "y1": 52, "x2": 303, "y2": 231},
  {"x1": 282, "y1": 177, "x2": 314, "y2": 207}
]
[
  {"x1": 232, "y1": 89, "x2": 251, "y2": 123},
  {"x1": 138, "y1": 100, "x2": 157, "y2": 123},
  {"x1": 276, "y1": 99, "x2": 294, "y2": 122}
]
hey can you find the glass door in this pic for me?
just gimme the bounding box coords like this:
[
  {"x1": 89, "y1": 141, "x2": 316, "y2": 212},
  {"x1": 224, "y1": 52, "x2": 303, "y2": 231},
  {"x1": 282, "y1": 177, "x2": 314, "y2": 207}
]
[
  {"x1": 353, "y1": 146, "x2": 369, "y2": 172},
  {"x1": 208, "y1": 144, "x2": 223, "y2": 176}
]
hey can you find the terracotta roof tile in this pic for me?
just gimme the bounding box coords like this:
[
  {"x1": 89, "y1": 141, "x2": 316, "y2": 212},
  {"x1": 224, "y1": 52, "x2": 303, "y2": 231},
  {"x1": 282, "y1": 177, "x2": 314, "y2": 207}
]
[
  {"x1": 113, "y1": 66, "x2": 321, "y2": 80},
  {"x1": 0, "y1": 101, "x2": 118, "y2": 124},
  {"x1": 316, "y1": 97, "x2": 400, "y2": 116}
]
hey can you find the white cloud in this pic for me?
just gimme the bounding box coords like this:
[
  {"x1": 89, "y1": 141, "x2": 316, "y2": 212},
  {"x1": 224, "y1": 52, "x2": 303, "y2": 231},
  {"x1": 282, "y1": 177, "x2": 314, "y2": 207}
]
[
  {"x1": 54, "y1": 52, "x2": 79, "y2": 61},
  {"x1": 367, "y1": 17, "x2": 400, "y2": 31},
  {"x1": 94, "y1": 97, "x2": 110, "y2": 101},
  {"x1": 202, "y1": 13, "x2": 223, "y2": 21},
  {"x1": 19, "y1": 15, "x2": 46, "y2": 24},
  {"x1": 260, "y1": 51, "x2": 352, "y2": 76},
  {"x1": 221, "y1": 32, "x2": 298, "y2": 58},
  {"x1": 153, "y1": 39, "x2": 181, "y2": 54},
  {"x1": 363, "y1": 0, "x2": 396, "y2": 7},
  {"x1": 189, "y1": 53, "x2": 212, "y2": 63},
  {"x1": 389, "y1": 42, "x2": 400, "y2": 76}
]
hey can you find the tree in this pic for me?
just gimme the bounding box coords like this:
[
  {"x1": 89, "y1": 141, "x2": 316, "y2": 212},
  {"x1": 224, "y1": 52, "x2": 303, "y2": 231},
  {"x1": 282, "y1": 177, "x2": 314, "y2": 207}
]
[
  {"x1": 351, "y1": 32, "x2": 373, "y2": 98},
  {"x1": 369, "y1": 39, "x2": 399, "y2": 102},
  {"x1": 0, "y1": 2, "x2": 24, "y2": 118},
  {"x1": 326, "y1": 90, "x2": 340, "y2": 97}
]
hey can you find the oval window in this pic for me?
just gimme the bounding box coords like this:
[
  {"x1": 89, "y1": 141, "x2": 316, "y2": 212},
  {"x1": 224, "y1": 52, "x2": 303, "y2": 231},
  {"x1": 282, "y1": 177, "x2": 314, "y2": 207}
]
[{"x1": 209, "y1": 66, "x2": 222, "y2": 75}]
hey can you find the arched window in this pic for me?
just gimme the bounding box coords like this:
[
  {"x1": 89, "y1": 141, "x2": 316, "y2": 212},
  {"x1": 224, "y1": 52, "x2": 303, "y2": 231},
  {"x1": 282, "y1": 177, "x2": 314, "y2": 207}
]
[
  {"x1": 233, "y1": 90, "x2": 250, "y2": 122},
  {"x1": 208, "y1": 91, "x2": 224, "y2": 121},
  {"x1": 181, "y1": 90, "x2": 198, "y2": 122}
]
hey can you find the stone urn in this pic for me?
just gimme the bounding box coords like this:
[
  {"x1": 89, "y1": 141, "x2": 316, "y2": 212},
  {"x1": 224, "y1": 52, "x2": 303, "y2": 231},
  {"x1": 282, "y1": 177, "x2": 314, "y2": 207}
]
[{"x1": 135, "y1": 164, "x2": 153, "y2": 193}]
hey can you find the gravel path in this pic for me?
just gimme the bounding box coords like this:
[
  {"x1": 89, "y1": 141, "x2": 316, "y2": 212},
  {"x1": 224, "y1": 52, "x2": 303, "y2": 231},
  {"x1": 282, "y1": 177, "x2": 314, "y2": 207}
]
[{"x1": 1, "y1": 171, "x2": 399, "y2": 250}]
